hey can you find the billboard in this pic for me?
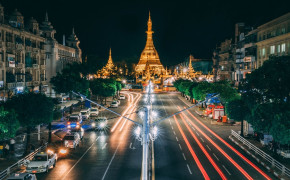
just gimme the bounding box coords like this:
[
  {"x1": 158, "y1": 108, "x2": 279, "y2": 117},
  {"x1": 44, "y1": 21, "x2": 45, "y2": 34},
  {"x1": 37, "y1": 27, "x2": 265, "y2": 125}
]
[{"x1": 8, "y1": 54, "x2": 15, "y2": 67}]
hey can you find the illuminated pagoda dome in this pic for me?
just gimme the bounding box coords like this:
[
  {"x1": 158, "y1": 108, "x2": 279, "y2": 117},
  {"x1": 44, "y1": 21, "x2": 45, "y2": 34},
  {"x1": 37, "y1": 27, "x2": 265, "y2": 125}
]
[
  {"x1": 98, "y1": 48, "x2": 117, "y2": 77},
  {"x1": 135, "y1": 12, "x2": 165, "y2": 76},
  {"x1": 187, "y1": 54, "x2": 196, "y2": 78}
]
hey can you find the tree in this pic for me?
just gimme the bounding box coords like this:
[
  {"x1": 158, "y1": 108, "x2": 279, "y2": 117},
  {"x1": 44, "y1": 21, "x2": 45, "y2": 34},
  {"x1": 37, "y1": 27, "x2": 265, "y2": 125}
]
[
  {"x1": 50, "y1": 62, "x2": 89, "y2": 113},
  {"x1": 225, "y1": 99, "x2": 249, "y2": 137},
  {"x1": 90, "y1": 78, "x2": 117, "y2": 105},
  {"x1": 241, "y1": 56, "x2": 290, "y2": 144},
  {"x1": 0, "y1": 107, "x2": 19, "y2": 140},
  {"x1": 4, "y1": 93, "x2": 54, "y2": 150}
]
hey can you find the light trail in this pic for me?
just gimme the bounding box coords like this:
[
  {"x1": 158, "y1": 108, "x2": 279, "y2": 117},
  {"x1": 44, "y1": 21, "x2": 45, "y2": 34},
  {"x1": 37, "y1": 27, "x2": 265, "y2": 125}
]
[
  {"x1": 111, "y1": 104, "x2": 132, "y2": 132},
  {"x1": 173, "y1": 115, "x2": 210, "y2": 180},
  {"x1": 178, "y1": 113, "x2": 227, "y2": 180},
  {"x1": 178, "y1": 107, "x2": 254, "y2": 180},
  {"x1": 119, "y1": 107, "x2": 136, "y2": 131},
  {"x1": 184, "y1": 107, "x2": 272, "y2": 180}
]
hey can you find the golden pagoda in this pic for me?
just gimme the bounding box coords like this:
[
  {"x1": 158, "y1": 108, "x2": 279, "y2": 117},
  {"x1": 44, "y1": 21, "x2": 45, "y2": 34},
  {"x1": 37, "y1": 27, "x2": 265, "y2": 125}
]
[
  {"x1": 98, "y1": 48, "x2": 117, "y2": 77},
  {"x1": 188, "y1": 54, "x2": 196, "y2": 78},
  {"x1": 135, "y1": 12, "x2": 165, "y2": 75}
]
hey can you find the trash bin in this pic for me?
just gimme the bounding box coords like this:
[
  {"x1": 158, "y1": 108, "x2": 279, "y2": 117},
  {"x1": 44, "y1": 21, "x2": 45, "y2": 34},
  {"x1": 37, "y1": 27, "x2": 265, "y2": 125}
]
[{"x1": 222, "y1": 116, "x2": 227, "y2": 123}]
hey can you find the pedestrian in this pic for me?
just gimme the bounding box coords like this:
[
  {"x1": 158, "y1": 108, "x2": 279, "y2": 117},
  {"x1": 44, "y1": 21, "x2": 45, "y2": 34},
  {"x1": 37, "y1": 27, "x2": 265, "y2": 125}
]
[{"x1": 9, "y1": 138, "x2": 15, "y2": 154}]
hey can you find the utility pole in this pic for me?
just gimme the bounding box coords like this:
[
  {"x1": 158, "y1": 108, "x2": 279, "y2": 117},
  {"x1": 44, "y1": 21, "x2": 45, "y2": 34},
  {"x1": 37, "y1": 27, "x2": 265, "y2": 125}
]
[{"x1": 142, "y1": 106, "x2": 150, "y2": 180}]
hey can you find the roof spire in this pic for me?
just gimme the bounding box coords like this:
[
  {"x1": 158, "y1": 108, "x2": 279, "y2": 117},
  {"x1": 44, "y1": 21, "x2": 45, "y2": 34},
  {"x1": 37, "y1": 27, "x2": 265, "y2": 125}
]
[
  {"x1": 72, "y1": 26, "x2": 75, "y2": 34},
  {"x1": 147, "y1": 11, "x2": 152, "y2": 32},
  {"x1": 45, "y1": 11, "x2": 48, "y2": 22},
  {"x1": 109, "y1": 48, "x2": 112, "y2": 58}
]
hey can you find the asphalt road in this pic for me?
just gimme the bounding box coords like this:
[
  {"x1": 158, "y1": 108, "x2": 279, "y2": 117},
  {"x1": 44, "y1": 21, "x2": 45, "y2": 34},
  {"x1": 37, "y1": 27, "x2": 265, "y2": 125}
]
[{"x1": 32, "y1": 92, "x2": 275, "y2": 180}]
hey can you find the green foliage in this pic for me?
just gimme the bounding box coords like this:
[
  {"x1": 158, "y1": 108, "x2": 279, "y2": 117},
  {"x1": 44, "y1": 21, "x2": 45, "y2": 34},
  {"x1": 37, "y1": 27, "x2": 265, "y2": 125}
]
[
  {"x1": 50, "y1": 62, "x2": 89, "y2": 96},
  {"x1": 225, "y1": 98, "x2": 248, "y2": 121},
  {"x1": 90, "y1": 78, "x2": 117, "y2": 97},
  {"x1": 241, "y1": 56, "x2": 290, "y2": 144},
  {"x1": 192, "y1": 81, "x2": 214, "y2": 101},
  {"x1": 4, "y1": 92, "x2": 54, "y2": 127},
  {"x1": 0, "y1": 107, "x2": 19, "y2": 140}
]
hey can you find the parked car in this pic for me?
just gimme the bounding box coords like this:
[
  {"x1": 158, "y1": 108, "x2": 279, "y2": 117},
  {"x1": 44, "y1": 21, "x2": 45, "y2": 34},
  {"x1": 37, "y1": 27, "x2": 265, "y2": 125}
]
[
  {"x1": 67, "y1": 113, "x2": 82, "y2": 129},
  {"x1": 25, "y1": 151, "x2": 57, "y2": 173},
  {"x1": 91, "y1": 117, "x2": 108, "y2": 130},
  {"x1": 110, "y1": 101, "x2": 119, "y2": 108},
  {"x1": 90, "y1": 107, "x2": 99, "y2": 117},
  {"x1": 7, "y1": 173, "x2": 37, "y2": 180},
  {"x1": 63, "y1": 133, "x2": 80, "y2": 149},
  {"x1": 119, "y1": 95, "x2": 125, "y2": 100}
]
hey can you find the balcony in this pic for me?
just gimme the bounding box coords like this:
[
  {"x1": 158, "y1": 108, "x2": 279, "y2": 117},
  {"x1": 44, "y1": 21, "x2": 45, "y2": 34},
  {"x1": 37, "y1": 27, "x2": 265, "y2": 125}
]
[
  {"x1": 40, "y1": 65, "x2": 46, "y2": 69},
  {"x1": 33, "y1": 64, "x2": 39, "y2": 69},
  {"x1": 17, "y1": 63, "x2": 24, "y2": 69},
  {"x1": 33, "y1": 81, "x2": 40, "y2": 86}
]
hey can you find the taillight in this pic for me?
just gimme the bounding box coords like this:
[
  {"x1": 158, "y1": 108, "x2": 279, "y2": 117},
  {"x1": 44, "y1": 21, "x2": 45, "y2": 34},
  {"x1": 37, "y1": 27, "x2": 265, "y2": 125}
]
[{"x1": 67, "y1": 122, "x2": 71, "y2": 125}]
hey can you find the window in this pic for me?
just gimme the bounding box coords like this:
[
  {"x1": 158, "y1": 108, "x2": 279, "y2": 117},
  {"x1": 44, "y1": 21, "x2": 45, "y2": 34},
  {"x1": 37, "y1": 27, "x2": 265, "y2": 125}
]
[
  {"x1": 277, "y1": 45, "x2": 281, "y2": 53},
  {"x1": 281, "y1": 27, "x2": 286, "y2": 34},
  {"x1": 270, "y1": 45, "x2": 275, "y2": 54},
  {"x1": 262, "y1": 48, "x2": 265, "y2": 57},
  {"x1": 281, "y1": 43, "x2": 286, "y2": 52}
]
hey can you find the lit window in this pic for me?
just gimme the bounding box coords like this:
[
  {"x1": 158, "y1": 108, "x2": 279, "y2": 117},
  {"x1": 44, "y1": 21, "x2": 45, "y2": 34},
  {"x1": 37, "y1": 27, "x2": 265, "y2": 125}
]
[
  {"x1": 270, "y1": 45, "x2": 275, "y2": 54},
  {"x1": 281, "y1": 43, "x2": 286, "y2": 52},
  {"x1": 262, "y1": 48, "x2": 265, "y2": 57},
  {"x1": 277, "y1": 45, "x2": 280, "y2": 53}
]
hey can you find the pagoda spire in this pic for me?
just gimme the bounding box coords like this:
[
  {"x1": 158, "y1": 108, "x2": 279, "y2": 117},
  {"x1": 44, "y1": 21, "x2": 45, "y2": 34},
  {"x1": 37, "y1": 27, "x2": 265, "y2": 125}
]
[
  {"x1": 45, "y1": 11, "x2": 49, "y2": 22},
  {"x1": 145, "y1": 11, "x2": 154, "y2": 48},
  {"x1": 188, "y1": 54, "x2": 195, "y2": 78}
]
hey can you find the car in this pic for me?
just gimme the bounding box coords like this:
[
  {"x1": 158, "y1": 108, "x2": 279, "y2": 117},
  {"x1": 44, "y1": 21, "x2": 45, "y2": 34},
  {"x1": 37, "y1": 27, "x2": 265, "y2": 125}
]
[
  {"x1": 90, "y1": 107, "x2": 99, "y2": 117},
  {"x1": 119, "y1": 95, "x2": 125, "y2": 100},
  {"x1": 91, "y1": 117, "x2": 108, "y2": 130},
  {"x1": 7, "y1": 173, "x2": 37, "y2": 180},
  {"x1": 70, "y1": 128, "x2": 84, "y2": 139},
  {"x1": 67, "y1": 113, "x2": 82, "y2": 129},
  {"x1": 110, "y1": 101, "x2": 119, "y2": 108},
  {"x1": 25, "y1": 151, "x2": 57, "y2": 173},
  {"x1": 80, "y1": 110, "x2": 90, "y2": 120},
  {"x1": 63, "y1": 133, "x2": 80, "y2": 149}
]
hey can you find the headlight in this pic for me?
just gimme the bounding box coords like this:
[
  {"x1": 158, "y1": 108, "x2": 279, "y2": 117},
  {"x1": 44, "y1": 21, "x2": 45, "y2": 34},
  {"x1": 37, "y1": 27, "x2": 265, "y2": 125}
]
[
  {"x1": 99, "y1": 122, "x2": 106, "y2": 128},
  {"x1": 92, "y1": 122, "x2": 96, "y2": 127},
  {"x1": 59, "y1": 149, "x2": 67, "y2": 154},
  {"x1": 76, "y1": 125, "x2": 80, "y2": 128},
  {"x1": 39, "y1": 165, "x2": 45, "y2": 169},
  {"x1": 47, "y1": 149, "x2": 54, "y2": 154}
]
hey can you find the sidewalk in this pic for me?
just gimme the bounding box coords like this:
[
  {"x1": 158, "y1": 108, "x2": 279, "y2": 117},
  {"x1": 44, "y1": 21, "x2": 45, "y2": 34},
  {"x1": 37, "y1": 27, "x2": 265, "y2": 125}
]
[{"x1": 0, "y1": 125, "x2": 67, "y2": 172}]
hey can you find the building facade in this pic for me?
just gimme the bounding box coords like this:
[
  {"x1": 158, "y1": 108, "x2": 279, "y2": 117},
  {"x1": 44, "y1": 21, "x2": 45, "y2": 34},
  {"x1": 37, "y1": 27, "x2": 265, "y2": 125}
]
[
  {"x1": 256, "y1": 13, "x2": 290, "y2": 68},
  {"x1": 216, "y1": 39, "x2": 234, "y2": 81},
  {"x1": 0, "y1": 4, "x2": 81, "y2": 99}
]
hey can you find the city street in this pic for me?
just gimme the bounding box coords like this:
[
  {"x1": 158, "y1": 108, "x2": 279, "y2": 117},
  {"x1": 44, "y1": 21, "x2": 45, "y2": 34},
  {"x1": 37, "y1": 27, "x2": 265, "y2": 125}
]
[{"x1": 31, "y1": 92, "x2": 275, "y2": 180}]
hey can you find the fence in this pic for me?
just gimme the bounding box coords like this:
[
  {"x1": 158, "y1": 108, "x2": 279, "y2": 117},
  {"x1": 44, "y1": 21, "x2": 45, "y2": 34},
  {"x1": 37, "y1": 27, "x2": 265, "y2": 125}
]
[
  {"x1": 231, "y1": 130, "x2": 290, "y2": 178},
  {"x1": 0, "y1": 143, "x2": 47, "y2": 180}
]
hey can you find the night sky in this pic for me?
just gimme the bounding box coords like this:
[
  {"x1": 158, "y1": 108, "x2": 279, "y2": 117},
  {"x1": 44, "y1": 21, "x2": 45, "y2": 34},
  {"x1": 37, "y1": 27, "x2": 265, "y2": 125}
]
[{"x1": 1, "y1": 0, "x2": 289, "y2": 66}]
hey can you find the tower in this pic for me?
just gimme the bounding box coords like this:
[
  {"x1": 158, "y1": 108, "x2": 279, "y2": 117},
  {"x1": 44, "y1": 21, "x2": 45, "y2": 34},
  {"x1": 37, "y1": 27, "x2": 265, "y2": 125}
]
[
  {"x1": 9, "y1": 9, "x2": 24, "y2": 28},
  {"x1": 188, "y1": 55, "x2": 196, "y2": 78},
  {"x1": 40, "y1": 12, "x2": 56, "y2": 39},
  {"x1": 135, "y1": 12, "x2": 165, "y2": 75},
  {"x1": 67, "y1": 27, "x2": 82, "y2": 62},
  {"x1": 27, "y1": 17, "x2": 39, "y2": 35}
]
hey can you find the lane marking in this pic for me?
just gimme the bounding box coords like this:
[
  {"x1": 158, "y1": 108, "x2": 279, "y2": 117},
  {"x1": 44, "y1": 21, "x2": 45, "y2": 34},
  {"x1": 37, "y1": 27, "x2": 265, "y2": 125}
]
[
  {"x1": 222, "y1": 165, "x2": 232, "y2": 175},
  {"x1": 101, "y1": 143, "x2": 121, "y2": 180},
  {"x1": 196, "y1": 132, "x2": 200, "y2": 136},
  {"x1": 102, "y1": 143, "x2": 107, "y2": 150},
  {"x1": 171, "y1": 126, "x2": 173, "y2": 130},
  {"x1": 176, "y1": 137, "x2": 179, "y2": 142},
  {"x1": 213, "y1": 153, "x2": 219, "y2": 161},
  {"x1": 182, "y1": 153, "x2": 186, "y2": 160},
  {"x1": 129, "y1": 142, "x2": 132, "y2": 149},
  {"x1": 206, "y1": 145, "x2": 211, "y2": 151},
  {"x1": 179, "y1": 144, "x2": 182, "y2": 150},
  {"x1": 173, "y1": 131, "x2": 176, "y2": 135},
  {"x1": 200, "y1": 137, "x2": 205, "y2": 142},
  {"x1": 187, "y1": 164, "x2": 193, "y2": 175},
  {"x1": 61, "y1": 137, "x2": 99, "y2": 180}
]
